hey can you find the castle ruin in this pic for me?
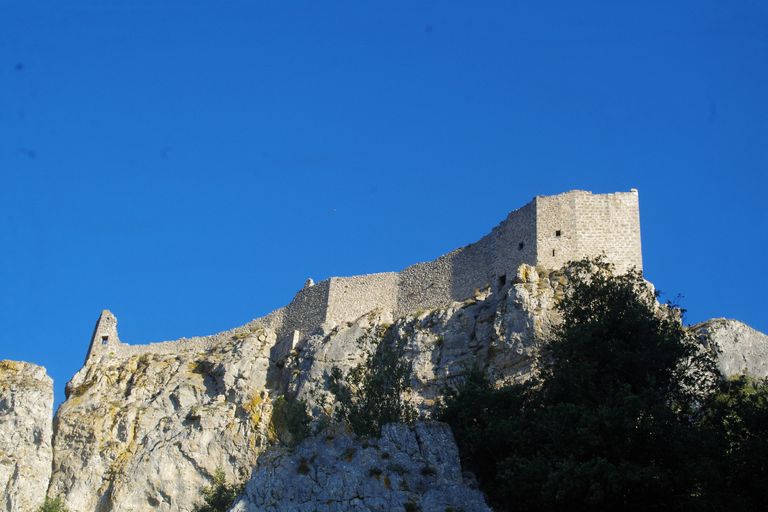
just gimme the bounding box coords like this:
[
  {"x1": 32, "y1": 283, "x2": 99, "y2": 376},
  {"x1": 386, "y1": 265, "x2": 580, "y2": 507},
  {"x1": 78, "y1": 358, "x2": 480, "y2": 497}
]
[{"x1": 85, "y1": 189, "x2": 642, "y2": 362}]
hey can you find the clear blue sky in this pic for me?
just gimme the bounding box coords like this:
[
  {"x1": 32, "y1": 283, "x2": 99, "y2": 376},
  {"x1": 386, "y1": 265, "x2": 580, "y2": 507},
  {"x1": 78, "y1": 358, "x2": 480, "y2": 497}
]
[{"x1": 1, "y1": 1, "x2": 766, "y2": 406}]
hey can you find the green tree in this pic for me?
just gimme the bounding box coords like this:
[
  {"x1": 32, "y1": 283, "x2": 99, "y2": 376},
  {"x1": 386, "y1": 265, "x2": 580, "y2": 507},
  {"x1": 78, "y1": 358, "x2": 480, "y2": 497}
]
[
  {"x1": 440, "y1": 258, "x2": 721, "y2": 511},
  {"x1": 193, "y1": 469, "x2": 243, "y2": 512},
  {"x1": 698, "y1": 376, "x2": 768, "y2": 510},
  {"x1": 328, "y1": 325, "x2": 417, "y2": 436},
  {"x1": 37, "y1": 498, "x2": 69, "y2": 512}
]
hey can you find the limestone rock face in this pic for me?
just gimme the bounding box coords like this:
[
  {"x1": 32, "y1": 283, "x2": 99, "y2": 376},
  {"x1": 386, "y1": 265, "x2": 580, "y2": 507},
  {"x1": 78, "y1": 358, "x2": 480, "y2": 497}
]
[
  {"x1": 694, "y1": 318, "x2": 768, "y2": 378},
  {"x1": 51, "y1": 261, "x2": 768, "y2": 512},
  {"x1": 49, "y1": 265, "x2": 564, "y2": 512},
  {"x1": 49, "y1": 334, "x2": 276, "y2": 512},
  {"x1": 0, "y1": 361, "x2": 53, "y2": 512},
  {"x1": 229, "y1": 422, "x2": 491, "y2": 512},
  {"x1": 287, "y1": 263, "x2": 565, "y2": 414}
]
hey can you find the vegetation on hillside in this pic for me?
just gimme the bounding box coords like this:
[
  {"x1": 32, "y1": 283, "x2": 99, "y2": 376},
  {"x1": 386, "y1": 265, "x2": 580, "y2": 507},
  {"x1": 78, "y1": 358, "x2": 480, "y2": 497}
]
[
  {"x1": 439, "y1": 258, "x2": 768, "y2": 511},
  {"x1": 328, "y1": 325, "x2": 417, "y2": 436},
  {"x1": 37, "y1": 498, "x2": 69, "y2": 512},
  {"x1": 193, "y1": 469, "x2": 244, "y2": 512},
  {"x1": 268, "y1": 395, "x2": 311, "y2": 447}
]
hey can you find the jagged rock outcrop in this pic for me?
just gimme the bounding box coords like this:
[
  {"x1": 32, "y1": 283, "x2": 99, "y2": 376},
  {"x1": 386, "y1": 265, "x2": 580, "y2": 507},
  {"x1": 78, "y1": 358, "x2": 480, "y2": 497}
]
[
  {"x1": 49, "y1": 334, "x2": 276, "y2": 512},
  {"x1": 286, "y1": 264, "x2": 564, "y2": 415},
  {"x1": 229, "y1": 422, "x2": 491, "y2": 512},
  {"x1": 46, "y1": 261, "x2": 768, "y2": 512},
  {"x1": 257, "y1": 261, "x2": 567, "y2": 418},
  {"x1": 694, "y1": 318, "x2": 768, "y2": 378},
  {"x1": 0, "y1": 361, "x2": 53, "y2": 512},
  {"x1": 49, "y1": 264, "x2": 562, "y2": 512}
]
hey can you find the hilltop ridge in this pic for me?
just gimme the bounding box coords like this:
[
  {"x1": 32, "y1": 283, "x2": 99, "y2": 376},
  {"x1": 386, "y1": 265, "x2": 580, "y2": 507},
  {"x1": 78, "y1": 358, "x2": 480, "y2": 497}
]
[{"x1": 2, "y1": 189, "x2": 766, "y2": 511}]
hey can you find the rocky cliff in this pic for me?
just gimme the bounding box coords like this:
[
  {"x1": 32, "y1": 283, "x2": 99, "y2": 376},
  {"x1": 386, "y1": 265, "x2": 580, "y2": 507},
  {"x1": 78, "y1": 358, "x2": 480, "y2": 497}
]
[
  {"x1": 694, "y1": 318, "x2": 768, "y2": 378},
  {"x1": 47, "y1": 264, "x2": 561, "y2": 511},
  {"x1": 0, "y1": 361, "x2": 53, "y2": 512},
  {"x1": 49, "y1": 334, "x2": 273, "y2": 511},
  {"x1": 230, "y1": 422, "x2": 490, "y2": 512},
  {"x1": 2, "y1": 263, "x2": 765, "y2": 511}
]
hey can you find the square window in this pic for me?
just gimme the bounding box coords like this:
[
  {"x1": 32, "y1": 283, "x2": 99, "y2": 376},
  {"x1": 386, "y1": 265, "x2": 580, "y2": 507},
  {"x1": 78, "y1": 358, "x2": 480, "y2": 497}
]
[
  {"x1": 101, "y1": 336, "x2": 109, "y2": 345},
  {"x1": 555, "y1": 230, "x2": 562, "y2": 237}
]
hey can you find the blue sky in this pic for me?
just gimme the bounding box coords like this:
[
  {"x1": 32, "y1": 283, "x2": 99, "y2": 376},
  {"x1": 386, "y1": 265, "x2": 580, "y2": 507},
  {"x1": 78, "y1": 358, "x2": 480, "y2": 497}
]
[{"x1": 1, "y1": 1, "x2": 766, "y2": 406}]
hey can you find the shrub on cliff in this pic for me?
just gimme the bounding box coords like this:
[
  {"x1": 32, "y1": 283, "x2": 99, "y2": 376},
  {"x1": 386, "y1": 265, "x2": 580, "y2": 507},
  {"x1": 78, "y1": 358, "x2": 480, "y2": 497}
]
[
  {"x1": 440, "y1": 258, "x2": 724, "y2": 511},
  {"x1": 37, "y1": 498, "x2": 69, "y2": 512},
  {"x1": 328, "y1": 325, "x2": 417, "y2": 436},
  {"x1": 269, "y1": 395, "x2": 311, "y2": 447},
  {"x1": 193, "y1": 469, "x2": 243, "y2": 512}
]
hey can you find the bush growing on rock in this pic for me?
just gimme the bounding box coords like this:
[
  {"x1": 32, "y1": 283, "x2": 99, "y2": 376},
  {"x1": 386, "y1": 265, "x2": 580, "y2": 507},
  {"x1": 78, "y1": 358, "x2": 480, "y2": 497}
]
[
  {"x1": 268, "y1": 395, "x2": 311, "y2": 447},
  {"x1": 193, "y1": 469, "x2": 243, "y2": 512},
  {"x1": 439, "y1": 258, "x2": 752, "y2": 511},
  {"x1": 328, "y1": 325, "x2": 417, "y2": 436},
  {"x1": 37, "y1": 497, "x2": 69, "y2": 512}
]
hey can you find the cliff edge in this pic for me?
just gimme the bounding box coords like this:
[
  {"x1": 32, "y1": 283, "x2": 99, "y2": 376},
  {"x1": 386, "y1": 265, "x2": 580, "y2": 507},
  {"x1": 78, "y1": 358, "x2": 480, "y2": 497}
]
[{"x1": 0, "y1": 361, "x2": 53, "y2": 512}]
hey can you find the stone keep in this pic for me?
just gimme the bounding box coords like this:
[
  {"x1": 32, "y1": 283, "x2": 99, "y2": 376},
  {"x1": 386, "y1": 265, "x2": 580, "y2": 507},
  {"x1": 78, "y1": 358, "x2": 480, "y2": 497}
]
[{"x1": 85, "y1": 189, "x2": 642, "y2": 360}]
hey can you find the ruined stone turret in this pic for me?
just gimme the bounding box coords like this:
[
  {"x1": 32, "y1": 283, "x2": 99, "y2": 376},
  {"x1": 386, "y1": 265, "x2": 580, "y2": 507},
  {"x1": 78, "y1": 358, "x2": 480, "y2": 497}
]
[{"x1": 84, "y1": 310, "x2": 120, "y2": 363}]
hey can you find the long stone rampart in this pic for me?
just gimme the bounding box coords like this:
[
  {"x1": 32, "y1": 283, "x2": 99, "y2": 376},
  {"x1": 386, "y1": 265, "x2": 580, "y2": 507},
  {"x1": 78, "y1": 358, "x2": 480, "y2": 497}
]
[
  {"x1": 84, "y1": 310, "x2": 283, "y2": 363},
  {"x1": 326, "y1": 273, "x2": 399, "y2": 325},
  {"x1": 84, "y1": 189, "x2": 642, "y2": 362}
]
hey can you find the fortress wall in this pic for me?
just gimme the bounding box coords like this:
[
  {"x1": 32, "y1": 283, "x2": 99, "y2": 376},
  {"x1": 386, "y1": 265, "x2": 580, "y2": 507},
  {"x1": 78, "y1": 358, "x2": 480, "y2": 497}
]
[
  {"x1": 395, "y1": 200, "x2": 539, "y2": 316},
  {"x1": 535, "y1": 190, "x2": 642, "y2": 273},
  {"x1": 87, "y1": 309, "x2": 286, "y2": 361},
  {"x1": 449, "y1": 236, "x2": 494, "y2": 299},
  {"x1": 325, "y1": 273, "x2": 399, "y2": 326},
  {"x1": 396, "y1": 255, "x2": 452, "y2": 316},
  {"x1": 490, "y1": 200, "x2": 538, "y2": 284},
  {"x1": 534, "y1": 191, "x2": 582, "y2": 271},
  {"x1": 84, "y1": 189, "x2": 644, "y2": 365},
  {"x1": 85, "y1": 311, "x2": 121, "y2": 363},
  {"x1": 278, "y1": 280, "x2": 330, "y2": 340},
  {"x1": 105, "y1": 336, "x2": 230, "y2": 358},
  {"x1": 580, "y1": 190, "x2": 641, "y2": 272}
]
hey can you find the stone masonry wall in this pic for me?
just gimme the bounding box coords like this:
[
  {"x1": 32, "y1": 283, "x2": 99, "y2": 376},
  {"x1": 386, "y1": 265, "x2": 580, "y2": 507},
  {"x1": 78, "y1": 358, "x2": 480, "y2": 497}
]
[
  {"x1": 325, "y1": 273, "x2": 399, "y2": 326},
  {"x1": 84, "y1": 310, "x2": 121, "y2": 363},
  {"x1": 395, "y1": 199, "x2": 537, "y2": 317},
  {"x1": 490, "y1": 200, "x2": 538, "y2": 286},
  {"x1": 396, "y1": 253, "x2": 456, "y2": 316},
  {"x1": 83, "y1": 190, "x2": 641, "y2": 363},
  {"x1": 82, "y1": 309, "x2": 284, "y2": 366},
  {"x1": 279, "y1": 281, "x2": 330, "y2": 341},
  {"x1": 535, "y1": 190, "x2": 642, "y2": 273}
]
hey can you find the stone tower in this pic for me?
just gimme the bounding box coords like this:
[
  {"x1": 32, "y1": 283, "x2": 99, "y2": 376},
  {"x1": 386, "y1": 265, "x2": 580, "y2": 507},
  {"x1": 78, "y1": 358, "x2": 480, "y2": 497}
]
[{"x1": 84, "y1": 310, "x2": 120, "y2": 363}]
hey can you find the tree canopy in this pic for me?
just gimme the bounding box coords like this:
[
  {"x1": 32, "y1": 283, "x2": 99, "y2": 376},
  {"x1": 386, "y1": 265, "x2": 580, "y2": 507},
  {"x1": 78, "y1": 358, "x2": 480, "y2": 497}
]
[{"x1": 440, "y1": 258, "x2": 767, "y2": 511}]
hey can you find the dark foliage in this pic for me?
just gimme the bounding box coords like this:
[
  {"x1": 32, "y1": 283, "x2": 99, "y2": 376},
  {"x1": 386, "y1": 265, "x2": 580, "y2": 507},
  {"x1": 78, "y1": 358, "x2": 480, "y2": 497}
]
[
  {"x1": 269, "y1": 395, "x2": 311, "y2": 447},
  {"x1": 328, "y1": 325, "x2": 417, "y2": 436},
  {"x1": 439, "y1": 258, "x2": 768, "y2": 511},
  {"x1": 37, "y1": 498, "x2": 69, "y2": 512},
  {"x1": 697, "y1": 375, "x2": 768, "y2": 510},
  {"x1": 193, "y1": 469, "x2": 243, "y2": 512}
]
